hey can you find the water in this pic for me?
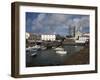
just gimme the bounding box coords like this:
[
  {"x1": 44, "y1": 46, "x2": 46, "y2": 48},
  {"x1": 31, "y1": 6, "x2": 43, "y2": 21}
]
[{"x1": 26, "y1": 45, "x2": 83, "y2": 67}]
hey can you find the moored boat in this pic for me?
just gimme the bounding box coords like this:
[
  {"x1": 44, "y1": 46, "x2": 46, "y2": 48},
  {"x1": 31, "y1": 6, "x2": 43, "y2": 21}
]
[
  {"x1": 56, "y1": 51, "x2": 67, "y2": 55},
  {"x1": 54, "y1": 47, "x2": 64, "y2": 50}
]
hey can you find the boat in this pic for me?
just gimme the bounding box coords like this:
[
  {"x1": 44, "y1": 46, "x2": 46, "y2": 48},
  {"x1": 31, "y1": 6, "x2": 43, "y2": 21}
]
[
  {"x1": 31, "y1": 52, "x2": 37, "y2": 56},
  {"x1": 41, "y1": 46, "x2": 47, "y2": 50},
  {"x1": 26, "y1": 46, "x2": 39, "y2": 56},
  {"x1": 54, "y1": 47, "x2": 64, "y2": 50},
  {"x1": 56, "y1": 51, "x2": 67, "y2": 55},
  {"x1": 26, "y1": 46, "x2": 39, "y2": 51},
  {"x1": 26, "y1": 47, "x2": 32, "y2": 53},
  {"x1": 32, "y1": 45, "x2": 41, "y2": 49},
  {"x1": 74, "y1": 45, "x2": 77, "y2": 47}
]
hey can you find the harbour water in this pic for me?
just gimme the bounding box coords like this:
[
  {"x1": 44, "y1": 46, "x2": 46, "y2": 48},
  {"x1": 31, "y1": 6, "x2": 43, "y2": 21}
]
[{"x1": 26, "y1": 45, "x2": 84, "y2": 67}]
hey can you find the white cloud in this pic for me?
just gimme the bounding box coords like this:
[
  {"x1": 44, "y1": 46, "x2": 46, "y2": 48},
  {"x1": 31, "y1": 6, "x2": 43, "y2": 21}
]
[{"x1": 30, "y1": 13, "x2": 89, "y2": 34}]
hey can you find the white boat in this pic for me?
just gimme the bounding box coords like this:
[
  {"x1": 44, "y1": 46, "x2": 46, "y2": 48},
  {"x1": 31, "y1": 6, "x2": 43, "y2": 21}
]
[
  {"x1": 56, "y1": 51, "x2": 67, "y2": 55},
  {"x1": 26, "y1": 46, "x2": 39, "y2": 51},
  {"x1": 54, "y1": 47, "x2": 64, "y2": 50},
  {"x1": 74, "y1": 46, "x2": 77, "y2": 47},
  {"x1": 31, "y1": 52, "x2": 37, "y2": 56},
  {"x1": 32, "y1": 45, "x2": 41, "y2": 49},
  {"x1": 41, "y1": 46, "x2": 47, "y2": 50},
  {"x1": 26, "y1": 46, "x2": 38, "y2": 56},
  {"x1": 26, "y1": 47, "x2": 32, "y2": 52}
]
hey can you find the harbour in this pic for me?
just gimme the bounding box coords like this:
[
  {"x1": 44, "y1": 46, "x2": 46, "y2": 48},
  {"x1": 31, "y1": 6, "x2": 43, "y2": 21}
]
[
  {"x1": 25, "y1": 15, "x2": 90, "y2": 67},
  {"x1": 26, "y1": 43, "x2": 89, "y2": 67}
]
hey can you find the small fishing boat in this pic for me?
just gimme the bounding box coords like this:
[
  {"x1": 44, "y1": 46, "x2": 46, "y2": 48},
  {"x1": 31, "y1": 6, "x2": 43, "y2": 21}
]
[
  {"x1": 56, "y1": 51, "x2": 67, "y2": 55},
  {"x1": 26, "y1": 46, "x2": 39, "y2": 56},
  {"x1": 30, "y1": 49, "x2": 38, "y2": 56},
  {"x1": 54, "y1": 47, "x2": 64, "y2": 51},
  {"x1": 41, "y1": 46, "x2": 47, "y2": 50},
  {"x1": 31, "y1": 52, "x2": 37, "y2": 56},
  {"x1": 32, "y1": 45, "x2": 41, "y2": 49},
  {"x1": 26, "y1": 47, "x2": 32, "y2": 53}
]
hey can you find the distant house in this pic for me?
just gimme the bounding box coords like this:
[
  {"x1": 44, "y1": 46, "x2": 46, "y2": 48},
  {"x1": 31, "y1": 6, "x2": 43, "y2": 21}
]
[
  {"x1": 75, "y1": 31, "x2": 83, "y2": 40},
  {"x1": 26, "y1": 32, "x2": 30, "y2": 39},
  {"x1": 82, "y1": 33, "x2": 89, "y2": 37},
  {"x1": 75, "y1": 32, "x2": 89, "y2": 43},
  {"x1": 28, "y1": 33, "x2": 40, "y2": 40},
  {"x1": 41, "y1": 35, "x2": 56, "y2": 41}
]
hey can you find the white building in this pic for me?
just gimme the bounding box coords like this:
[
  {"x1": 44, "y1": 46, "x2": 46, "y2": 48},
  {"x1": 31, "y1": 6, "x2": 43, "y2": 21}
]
[
  {"x1": 75, "y1": 33, "x2": 89, "y2": 43},
  {"x1": 26, "y1": 32, "x2": 30, "y2": 39},
  {"x1": 41, "y1": 35, "x2": 56, "y2": 41},
  {"x1": 75, "y1": 31, "x2": 83, "y2": 40}
]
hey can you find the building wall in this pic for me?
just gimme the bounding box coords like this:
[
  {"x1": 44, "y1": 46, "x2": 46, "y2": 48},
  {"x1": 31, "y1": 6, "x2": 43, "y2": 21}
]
[
  {"x1": 79, "y1": 36, "x2": 89, "y2": 41},
  {"x1": 75, "y1": 31, "x2": 82, "y2": 39},
  {"x1": 26, "y1": 32, "x2": 30, "y2": 39},
  {"x1": 41, "y1": 35, "x2": 56, "y2": 41}
]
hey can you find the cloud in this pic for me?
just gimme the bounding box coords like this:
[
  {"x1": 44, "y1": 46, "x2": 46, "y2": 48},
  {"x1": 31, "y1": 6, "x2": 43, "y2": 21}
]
[
  {"x1": 80, "y1": 16, "x2": 89, "y2": 28},
  {"x1": 28, "y1": 13, "x2": 89, "y2": 35},
  {"x1": 73, "y1": 16, "x2": 89, "y2": 32},
  {"x1": 31, "y1": 13, "x2": 70, "y2": 34}
]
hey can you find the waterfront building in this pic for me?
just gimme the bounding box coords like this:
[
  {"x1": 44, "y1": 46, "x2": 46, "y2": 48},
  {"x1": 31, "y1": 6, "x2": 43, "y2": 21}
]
[
  {"x1": 27, "y1": 33, "x2": 41, "y2": 40},
  {"x1": 26, "y1": 32, "x2": 30, "y2": 39},
  {"x1": 41, "y1": 35, "x2": 56, "y2": 41},
  {"x1": 75, "y1": 31, "x2": 83, "y2": 40},
  {"x1": 75, "y1": 33, "x2": 89, "y2": 43}
]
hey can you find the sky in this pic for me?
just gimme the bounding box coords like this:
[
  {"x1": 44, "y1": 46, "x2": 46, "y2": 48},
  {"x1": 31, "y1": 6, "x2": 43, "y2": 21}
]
[{"x1": 26, "y1": 12, "x2": 89, "y2": 36}]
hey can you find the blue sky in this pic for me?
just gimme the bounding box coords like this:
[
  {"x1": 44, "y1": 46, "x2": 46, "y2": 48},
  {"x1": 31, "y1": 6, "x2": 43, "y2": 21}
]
[{"x1": 26, "y1": 12, "x2": 89, "y2": 36}]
